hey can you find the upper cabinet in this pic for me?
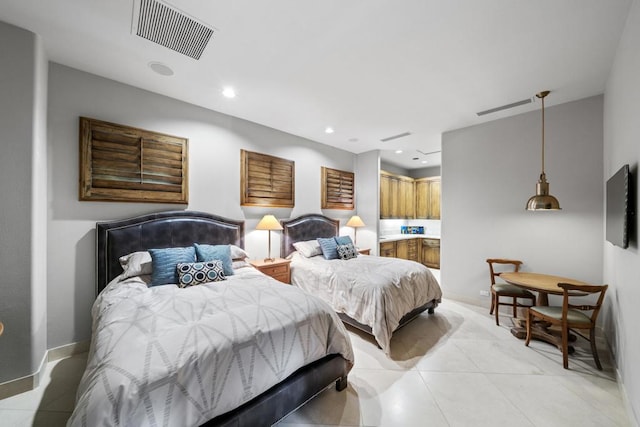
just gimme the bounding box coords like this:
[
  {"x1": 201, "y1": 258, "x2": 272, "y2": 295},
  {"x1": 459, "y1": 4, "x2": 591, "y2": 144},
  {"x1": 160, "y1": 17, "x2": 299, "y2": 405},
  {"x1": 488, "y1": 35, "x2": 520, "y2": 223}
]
[
  {"x1": 380, "y1": 171, "x2": 415, "y2": 219},
  {"x1": 380, "y1": 171, "x2": 440, "y2": 219},
  {"x1": 415, "y1": 177, "x2": 441, "y2": 219}
]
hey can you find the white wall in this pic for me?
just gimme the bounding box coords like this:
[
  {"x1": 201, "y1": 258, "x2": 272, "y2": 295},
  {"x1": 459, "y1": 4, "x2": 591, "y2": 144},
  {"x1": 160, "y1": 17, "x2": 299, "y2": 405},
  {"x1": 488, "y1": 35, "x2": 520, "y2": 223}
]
[
  {"x1": 441, "y1": 95, "x2": 604, "y2": 305},
  {"x1": 355, "y1": 150, "x2": 380, "y2": 254},
  {"x1": 603, "y1": 0, "x2": 640, "y2": 423},
  {"x1": 47, "y1": 63, "x2": 358, "y2": 348},
  {"x1": 0, "y1": 21, "x2": 48, "y2": 383}
]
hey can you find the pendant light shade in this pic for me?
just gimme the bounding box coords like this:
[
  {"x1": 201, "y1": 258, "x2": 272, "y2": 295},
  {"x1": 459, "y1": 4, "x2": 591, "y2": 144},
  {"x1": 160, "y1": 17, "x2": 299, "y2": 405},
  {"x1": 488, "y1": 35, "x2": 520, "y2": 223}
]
[{"x1": 526, "y1": 90, "x2": 561, "y2": 211}]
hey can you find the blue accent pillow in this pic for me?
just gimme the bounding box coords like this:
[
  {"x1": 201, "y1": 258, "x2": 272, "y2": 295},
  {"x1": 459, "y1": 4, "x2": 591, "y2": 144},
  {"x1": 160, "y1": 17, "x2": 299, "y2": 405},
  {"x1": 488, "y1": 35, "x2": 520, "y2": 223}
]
[
  {"x1": 149, "y1": 246, "x2": 196, "y2": 286},
  {"x1": 317, "y1": 237, "x2": 339, "y2": 260},
  {"x1": 194, "y1": 243, "x2": 234, "y2": 276},
  {"x1": 334, "y1": 235, "x2": 354, "y2": 246},
  {"x1": 176, "y1": 260, "x2": 225, "y2": 287}
]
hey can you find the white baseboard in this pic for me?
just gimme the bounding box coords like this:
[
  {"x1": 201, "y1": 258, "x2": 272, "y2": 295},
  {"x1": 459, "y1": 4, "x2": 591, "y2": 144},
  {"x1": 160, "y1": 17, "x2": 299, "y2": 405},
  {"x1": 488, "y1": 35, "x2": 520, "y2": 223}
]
[{"x1": 0, "y1": 340, "x2": 89, "y2": 400}]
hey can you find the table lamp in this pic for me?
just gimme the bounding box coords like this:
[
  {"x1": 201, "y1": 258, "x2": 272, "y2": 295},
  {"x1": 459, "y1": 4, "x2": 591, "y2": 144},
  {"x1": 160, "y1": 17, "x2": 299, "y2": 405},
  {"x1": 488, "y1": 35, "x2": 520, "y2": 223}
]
[
  {"x1": 346, "y1": 215, "x2": 365, "y2": 246},
  {"x1": 256, "y1": 214, "x2": 283, "y2": 262}
]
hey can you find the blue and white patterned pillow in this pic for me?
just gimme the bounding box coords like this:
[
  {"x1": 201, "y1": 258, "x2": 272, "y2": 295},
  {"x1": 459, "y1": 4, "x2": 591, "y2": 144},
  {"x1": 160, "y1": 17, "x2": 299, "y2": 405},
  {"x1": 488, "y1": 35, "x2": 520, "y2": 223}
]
[
  {"x1": 317, "y1": 237, "x2": 339, "y2": 260},
  {"x1": 176, "y1": 260, "x2": 225, "y2": 287},
  {"x1": 149, "y1": 246, "x2": 196, "y2": 286},
  {"x1": 337, "y1": 243, "x2": 358, "y2": 260},
  {"x1": 194, "y1": 243, "x2": 234, "y2": 276}
]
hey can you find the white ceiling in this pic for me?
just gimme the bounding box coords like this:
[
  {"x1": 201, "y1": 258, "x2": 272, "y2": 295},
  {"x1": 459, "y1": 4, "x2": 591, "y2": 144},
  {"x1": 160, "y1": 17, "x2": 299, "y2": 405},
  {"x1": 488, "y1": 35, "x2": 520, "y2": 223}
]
[{"x1": 0, "y1": 0, "x2": 632, "y2": 169}]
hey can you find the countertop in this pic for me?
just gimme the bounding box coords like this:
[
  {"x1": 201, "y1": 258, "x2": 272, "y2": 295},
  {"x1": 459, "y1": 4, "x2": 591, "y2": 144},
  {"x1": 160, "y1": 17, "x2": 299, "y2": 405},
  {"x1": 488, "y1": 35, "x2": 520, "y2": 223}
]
[{"x1": 379, "y1": 234, "x2": 440, "y2": 242}]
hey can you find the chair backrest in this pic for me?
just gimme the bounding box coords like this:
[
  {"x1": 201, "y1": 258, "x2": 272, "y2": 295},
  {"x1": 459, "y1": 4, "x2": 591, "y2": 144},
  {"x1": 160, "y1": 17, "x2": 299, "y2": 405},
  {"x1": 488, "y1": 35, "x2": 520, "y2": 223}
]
[
  {"x1": 486, "y1": 258, "x2": 522, "y2": 286},
  {"x1": 558, "y1": 283, "x2": 608, "y2": 325}
]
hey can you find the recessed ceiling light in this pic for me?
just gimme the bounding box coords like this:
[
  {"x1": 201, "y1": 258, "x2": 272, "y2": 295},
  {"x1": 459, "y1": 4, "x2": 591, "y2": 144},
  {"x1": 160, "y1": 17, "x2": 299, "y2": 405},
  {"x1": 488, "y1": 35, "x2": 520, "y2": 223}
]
[
  {"x1": 222, "y1": 87, "x2": 236, "y2": 98},
  {"x1": 421, "y1": 160, "x2": 428, "y2": 164},
  {"x1": 395, "y1": 150, "x2": 403, "y2": 154},
  {"x1": 325, "y1": 127, "x2": 334, "y2": 134},
  {"x1": 148, "y1": 61, "x2": 174, "y2": 76}
]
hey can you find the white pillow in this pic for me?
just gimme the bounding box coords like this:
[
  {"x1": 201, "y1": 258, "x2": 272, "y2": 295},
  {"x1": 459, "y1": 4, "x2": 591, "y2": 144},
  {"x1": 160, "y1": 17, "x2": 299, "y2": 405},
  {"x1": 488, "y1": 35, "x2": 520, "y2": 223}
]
[
  {"x1": 119, "y1": 251, "x2": 152, "y2": 278},
  {"x1": 230, "y1": 244, "x2": 250, "y2": 260},
  {"x1": 293, "y1": 240, "x2": 322, "y2": 258}
]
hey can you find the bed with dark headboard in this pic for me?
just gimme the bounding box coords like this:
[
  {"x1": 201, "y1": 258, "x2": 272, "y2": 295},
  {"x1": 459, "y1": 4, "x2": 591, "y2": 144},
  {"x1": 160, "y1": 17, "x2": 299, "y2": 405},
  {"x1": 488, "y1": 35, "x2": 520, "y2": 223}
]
[
  {"x1": 81, "y1": 210, "x2": 351, "y2": 427},
  {"x1": 281, "y1": 213, "x2": 441, "y2": 350}
]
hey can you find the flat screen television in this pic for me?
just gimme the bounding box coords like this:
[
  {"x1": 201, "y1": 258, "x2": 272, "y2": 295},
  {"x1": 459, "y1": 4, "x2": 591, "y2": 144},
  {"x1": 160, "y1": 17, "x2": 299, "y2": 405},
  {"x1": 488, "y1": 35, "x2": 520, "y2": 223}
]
[{"x1": 606, "y1": 164, "x2": 631, "y2": 248}]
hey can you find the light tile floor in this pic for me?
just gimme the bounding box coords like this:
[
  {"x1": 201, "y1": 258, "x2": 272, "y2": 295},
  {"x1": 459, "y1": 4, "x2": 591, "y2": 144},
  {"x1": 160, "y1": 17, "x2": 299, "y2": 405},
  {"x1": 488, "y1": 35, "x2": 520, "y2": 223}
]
[{"x1": 0, "y1": 298, "x2": 631, "y2": 426}]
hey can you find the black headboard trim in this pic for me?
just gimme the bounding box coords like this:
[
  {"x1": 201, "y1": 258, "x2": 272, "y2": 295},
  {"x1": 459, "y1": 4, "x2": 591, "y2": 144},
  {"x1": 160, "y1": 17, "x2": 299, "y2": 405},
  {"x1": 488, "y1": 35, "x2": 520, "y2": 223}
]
[
  {"x1": 280, "y1": 214, "x2": 339, "y2": 258},
  {"x1": 96, "y1": 210, "x2": 244, "y2": 295}
]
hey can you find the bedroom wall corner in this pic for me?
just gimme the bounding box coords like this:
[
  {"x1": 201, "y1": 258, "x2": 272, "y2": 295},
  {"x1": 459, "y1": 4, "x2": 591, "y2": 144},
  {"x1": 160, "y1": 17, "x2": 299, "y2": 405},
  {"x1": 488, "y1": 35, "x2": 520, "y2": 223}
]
[
  {"x1": 0, "y1": 21, "x2": 48, "y2": 384},
  {"x1": 603, "y1": 0, "x2": 640, "y2": 423}
]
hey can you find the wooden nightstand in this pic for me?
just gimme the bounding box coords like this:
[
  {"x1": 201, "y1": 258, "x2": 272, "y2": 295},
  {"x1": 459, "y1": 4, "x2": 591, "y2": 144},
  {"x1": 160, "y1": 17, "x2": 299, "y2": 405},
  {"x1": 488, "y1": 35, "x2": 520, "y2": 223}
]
[
  {"x1": 250, "y1": 258, "x2": 291, "y2": 284},
  {"x1": 358, "y1": 248, "x2": 371, "y2": 255}
]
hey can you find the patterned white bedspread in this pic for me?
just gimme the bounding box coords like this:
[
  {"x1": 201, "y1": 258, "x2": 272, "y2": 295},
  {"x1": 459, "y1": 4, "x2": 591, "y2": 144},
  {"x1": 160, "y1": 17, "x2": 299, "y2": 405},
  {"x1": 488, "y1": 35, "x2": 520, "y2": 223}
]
[
  {"x1": 68, "y1": 267, "x2": 354, "y2": 427},
  {"x1": 290, "y1": 253, "x2": 442, "y2": 354}
]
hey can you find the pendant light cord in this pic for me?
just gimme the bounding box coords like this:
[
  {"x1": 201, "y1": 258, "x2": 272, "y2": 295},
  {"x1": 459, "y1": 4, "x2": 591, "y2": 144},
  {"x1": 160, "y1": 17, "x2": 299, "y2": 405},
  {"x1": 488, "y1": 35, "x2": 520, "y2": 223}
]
[{"x1": 541, "y1": 93, "x2": 545, "y2": 175}]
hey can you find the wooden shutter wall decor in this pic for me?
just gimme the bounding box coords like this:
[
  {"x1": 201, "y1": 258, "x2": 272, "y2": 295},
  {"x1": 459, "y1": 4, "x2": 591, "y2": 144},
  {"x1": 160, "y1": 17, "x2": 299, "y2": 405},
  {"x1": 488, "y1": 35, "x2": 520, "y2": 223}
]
[
  {"x1": 321, "y1": 166, "x2": 355, "y2": 210},
  {"x1": 79, "y1": 117, "x2": 188, "y2": 204},
  {"x1": 241, "y1": 149, "x2": 295, "y2": 207}
]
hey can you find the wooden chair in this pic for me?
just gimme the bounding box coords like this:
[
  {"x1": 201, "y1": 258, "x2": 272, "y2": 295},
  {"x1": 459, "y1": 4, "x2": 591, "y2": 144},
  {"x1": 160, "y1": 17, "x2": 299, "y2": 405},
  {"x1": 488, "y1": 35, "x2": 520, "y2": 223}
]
[
  {"x1": 487, "y1": 258, "x2": 536, "y2": 326},
  {"x1": 525, "y1": 283, "x2": 608, "y2": 370}
]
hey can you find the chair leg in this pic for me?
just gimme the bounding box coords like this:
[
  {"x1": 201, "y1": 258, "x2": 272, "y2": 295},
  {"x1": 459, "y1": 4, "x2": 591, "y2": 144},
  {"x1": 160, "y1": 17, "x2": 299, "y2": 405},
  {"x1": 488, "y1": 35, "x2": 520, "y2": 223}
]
[
  {"x1": 590, "y1": 328, "x2": 603, "y2": 370},
  {"x1": 562, "y1": 325, "x2": 569, "y2": 369},
  {"x1": 495, "y1": 296, "x2": 500, "y2": 326},
  {"x1": 512, "y1": 298, "x2": 517, "y2": 318},
  {"x1": 524, "y1": 309, "x2": 532, "y2": 346},
  {"x1": 489, "y1": 293, "x2": 495, "y2": 315}
]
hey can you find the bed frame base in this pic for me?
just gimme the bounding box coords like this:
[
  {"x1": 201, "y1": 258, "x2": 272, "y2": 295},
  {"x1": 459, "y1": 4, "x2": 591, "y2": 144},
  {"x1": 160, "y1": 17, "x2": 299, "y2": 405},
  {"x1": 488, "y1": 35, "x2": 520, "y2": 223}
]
[
  {"x1": 204, "y1": 354, "x2": 348, "y2": 426},
  {"x1": 338, "y1": 299, "x2": 439, "y2": 338}
]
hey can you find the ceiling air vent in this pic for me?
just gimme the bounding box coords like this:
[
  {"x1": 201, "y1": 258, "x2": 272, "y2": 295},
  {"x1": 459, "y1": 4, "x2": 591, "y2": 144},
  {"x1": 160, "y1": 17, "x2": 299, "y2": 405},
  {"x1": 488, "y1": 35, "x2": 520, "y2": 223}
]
[
  {"x1": 132, "y1": 0, "x2": 215, "y2": 60},
  {"x1": 380, "y1": 132, "x2": 412, "y2": 142},
  {"x1": 476, "y1": 97, "x2": 533, "y2": 116}
]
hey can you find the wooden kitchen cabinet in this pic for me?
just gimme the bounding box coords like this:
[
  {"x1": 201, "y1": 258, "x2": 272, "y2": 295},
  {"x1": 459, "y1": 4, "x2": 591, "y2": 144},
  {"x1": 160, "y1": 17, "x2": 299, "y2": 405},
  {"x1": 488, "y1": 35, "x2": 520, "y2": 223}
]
[
  {"x1": 379, "y1": 241, "x2": 396, "y2": 257},
  {"x1": 421, "y1": 238, "x2": 440, "y2": 269},
  {"x1": 415, "y1": 177, "x2": 441, "y2": 219},
  {"x1": 407, "y1": 239, "x2": 420, "y2": 262},
  {"x1": 396, "y1": 240, "x2": 408, "y2": 259},
  {"x1": 380, "y1": 171, "x2": 416, "y2": 219}
]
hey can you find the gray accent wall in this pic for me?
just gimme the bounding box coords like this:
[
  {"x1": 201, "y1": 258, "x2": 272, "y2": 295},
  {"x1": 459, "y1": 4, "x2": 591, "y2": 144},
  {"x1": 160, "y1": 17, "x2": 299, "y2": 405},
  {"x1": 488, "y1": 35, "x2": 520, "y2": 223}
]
[
  {"x1": 441, "y1": 96, "x2": 604, "y2": 305},
  {"x1": 603, "y1": 0, "x2": 640, "y2": 423},
  {"x1": 355, "y1": 150, "x2": 380, "y2": 255},
  {"x1": 0, "y1": 21, "x2": 48, "y2": 383}
]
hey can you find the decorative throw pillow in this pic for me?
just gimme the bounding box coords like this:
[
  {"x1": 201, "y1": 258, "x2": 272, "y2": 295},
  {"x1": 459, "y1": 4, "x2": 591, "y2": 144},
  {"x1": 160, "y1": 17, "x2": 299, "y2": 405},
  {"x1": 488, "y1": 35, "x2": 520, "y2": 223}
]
[
  {"x1": 334, "y1": 235, "x2": 354, "y2": 246},
  {"x1": 194, "y1": 243, "x2": 234, "y2": 276},
  {"x1": 230, "y1": 244, "x2": 250, "y2": 261},
  {"x1": 293, "y1": 240, "x2": 322, "y2": 258},
  {"x1": 337, "y1": 243, "x2": 358, "y2": 260},
  {"x1": 176, "y1": 260, "x2": 225, "y2": 287},
  {"x1": 317, "y1": 237, "x2": 339, "y2": 260},
  {"x1": 119, "y1": 251, "x2": 152, "y2": 278},
  {"x1": 149, "y1": 246, "x2": 196, "y2": 286}
]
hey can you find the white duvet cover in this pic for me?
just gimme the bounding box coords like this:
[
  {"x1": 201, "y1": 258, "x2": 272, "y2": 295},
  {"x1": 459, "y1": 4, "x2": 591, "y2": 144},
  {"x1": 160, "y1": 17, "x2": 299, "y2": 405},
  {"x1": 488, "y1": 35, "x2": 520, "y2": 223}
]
[
  {"x1": 289, "y1": 252, "x2": 442, "y2": 354},
  {"x1": 68, "y1": 267, "x2": 353, "y2": 427}
]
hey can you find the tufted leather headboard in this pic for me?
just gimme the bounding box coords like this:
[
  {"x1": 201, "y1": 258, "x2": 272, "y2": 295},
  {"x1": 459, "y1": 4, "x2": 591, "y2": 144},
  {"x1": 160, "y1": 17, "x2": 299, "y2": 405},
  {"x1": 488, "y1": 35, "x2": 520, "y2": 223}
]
[
  {"x1": 96, "y1": 210, "x2": 244, "y2": 295},
  {"x1": 280, "y1": 214, "x2": 339, "y2": 258}
]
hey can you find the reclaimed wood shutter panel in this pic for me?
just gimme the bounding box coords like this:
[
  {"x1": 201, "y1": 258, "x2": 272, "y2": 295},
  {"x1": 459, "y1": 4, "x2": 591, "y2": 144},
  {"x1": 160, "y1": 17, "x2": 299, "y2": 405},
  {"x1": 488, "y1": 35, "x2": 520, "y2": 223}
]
[
  {"x1": 321, "y1": 167, "x2": 355, "y2": 210},
  {"x1": 241, "y1": 149, "x2": 295, "y2": 207},
  {"x1": 79, "y1": 117, "x2": 188, "y2": 203}
]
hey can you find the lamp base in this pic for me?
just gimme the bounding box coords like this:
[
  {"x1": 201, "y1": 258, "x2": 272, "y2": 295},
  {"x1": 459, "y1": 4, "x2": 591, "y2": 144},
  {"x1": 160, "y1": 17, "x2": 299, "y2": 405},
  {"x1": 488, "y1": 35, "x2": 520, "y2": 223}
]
[{"x1": 263, "y1": 257, "x2": 275, "y2": 263}]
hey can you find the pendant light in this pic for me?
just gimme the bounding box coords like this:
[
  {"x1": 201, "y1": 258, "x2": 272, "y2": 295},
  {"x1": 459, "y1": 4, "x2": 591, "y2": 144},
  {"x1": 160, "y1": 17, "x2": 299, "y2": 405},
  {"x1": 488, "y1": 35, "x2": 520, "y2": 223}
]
[{"x1": 526, "y1": 90, "x2": 561, "y2": 211}]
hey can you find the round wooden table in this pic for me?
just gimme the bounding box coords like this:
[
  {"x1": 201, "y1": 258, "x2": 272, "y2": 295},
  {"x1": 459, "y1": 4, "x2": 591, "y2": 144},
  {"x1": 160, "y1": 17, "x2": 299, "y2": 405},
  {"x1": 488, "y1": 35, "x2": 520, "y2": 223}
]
[
  {"x1": 498, "y1": 272, "x2": 591, "y2": 352},
  {"x1": 499, "y1": 272, "x2": 589, "y2": 306}
]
